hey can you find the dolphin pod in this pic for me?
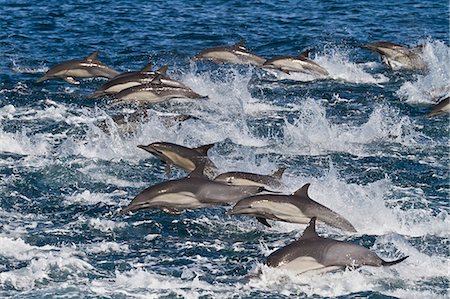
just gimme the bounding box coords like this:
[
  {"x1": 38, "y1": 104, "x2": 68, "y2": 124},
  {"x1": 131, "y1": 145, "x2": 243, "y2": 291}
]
[
  {"x1": 226, "y1": 183, "x2": 357, "y2": 232},
  {"x1": 266, "y1": 217, "x2": 408, "y2": 274},
  {"x1": 33, "y1": 40, "x2": 424, "y2": 279}
]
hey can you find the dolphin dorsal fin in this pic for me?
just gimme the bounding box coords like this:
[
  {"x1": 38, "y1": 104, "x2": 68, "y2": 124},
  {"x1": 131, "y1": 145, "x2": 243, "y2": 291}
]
[
  {"x1": 141, "y1": 62, "x2": 153, "y2": 72},
  {"x1": 234, "y1": 38, "x2": 246, "y2": 49},
  {"x1": 299, "y1": 49, "x2": 311, "y2": 58},
  {"x1": 85, "y1": 51, "x2": 99, "y2": 62},
  {"x1": 156, "y1": 65, "x2": 169, "y2": 76},
  {"x1": 299, "y1": 217, "x2": 319, "y2": 240},
  {"x1": 272, "y1": 166, "x2": 286, "y2": 179},
  {"x1": 293, "y1": 183, "x2": 310, "y2": 197},
  {"x1": 150, "y1": 74, "x2": 163, "y2": 84},
  {"x1": 194, "y1": 143, "x2": 215, "y2": 155}
]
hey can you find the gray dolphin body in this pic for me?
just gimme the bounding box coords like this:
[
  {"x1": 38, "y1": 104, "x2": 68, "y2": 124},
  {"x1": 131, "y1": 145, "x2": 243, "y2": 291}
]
[
  {"x1": 266, "y1": 217, "x2": 408, "y2": 274},
  {"x1": 262, "y1": 50, "x2": 329, "y2": 77},
  {"x1": 120, "y1": 175, "x2": 265, "y2": 214},
  {"x1": 138, "y1": 142, "x2": 218, "y2": 178},
  {"x1": 194, "y1": 40, "x2": 266, "y2": 66},
  {"x1": 214, "y1": 167, "x2": 286, "y2": 190},
  {"x1": 428, "y1": 96, "x2": 450, "y2": 117},
  {"x1": 36, "y1": 51, "x2": 120, "y2": 84},
  {"x1": 112, "y1": 78, "x2": 205, "y2": 105},
  {"x1": 90, "y1": 64, "x2": 187, "y2": 98},
  {"x1": 360, "y1": 42, "x2": 427, "y2": 71},
  {"x1": 226, "y1": 183, "x2": 356, "y2": 232}
]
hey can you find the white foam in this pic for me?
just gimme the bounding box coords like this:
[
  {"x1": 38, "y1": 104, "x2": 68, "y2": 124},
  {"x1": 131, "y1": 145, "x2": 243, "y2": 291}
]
[
  {"x1": 64, "y1": 190, "x2": 123, "y2": 206},
  {"x1": 270, "y1": 49, "x2": 389, "y2": 84},
  {"x1": 0, "y1": 235, "x2": 93, "y2": 291},
  {"x1": 86, "y1": 241, "x2": 130, "y2": 254},
  {"x1": 280, "y1": 99, "x2": 428, "y2": 156},
  {"x1": 0, "y1": 127, "x2": 50, "y2": 156},
  {"x1": 11, "y1": 60, "x2": 48, "y2": 74},
  {"x1": 88, "y1": 217, "x2": 128, "y2": 233},
  {"x1": 397, "y1": 40, "x2": 450, "y2": 104}
]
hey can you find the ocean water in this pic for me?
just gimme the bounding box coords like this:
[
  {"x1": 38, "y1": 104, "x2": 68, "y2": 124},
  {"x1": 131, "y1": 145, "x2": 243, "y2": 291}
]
[{"x1": 0, "y1": 0, "x2": 449, "y2": 298}]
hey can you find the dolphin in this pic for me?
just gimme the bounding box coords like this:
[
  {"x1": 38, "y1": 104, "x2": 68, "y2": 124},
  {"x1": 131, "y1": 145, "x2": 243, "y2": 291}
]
[
  {"x1": 36, "y1": 51, "x2": 120, "y2": 84},
  {"x1": 138, "y1": 141, "x2": 217, "y2": 178},
  {"x1": 360, "y1": 42, "x2": 427, "y2": 71},
  {"x1": 261, "y1": 49, "x2": 329, "y2": 77},
  {"x1": 90, "y1": 64, "x2": 187, "y2": 98},
  {"x1": 266, "y1": 217, "x2": 408, "y2": 274},
  {"x1": 226, "y1": 183, "x2": 356, "y2": 232},
  {"x1": 111, "y1": 76, "x2": 206, "y2": 105},
  {"x1": 120, "y1": 167, "x2": 267, "y2": 214},
  {"x1": 193, "y1": 39, "x2": 266, "y2": 66},
  {"x1": 428, "y1": 96, "x2": 450, "y2": 117},
  {"x1": 214, "y1": 167, "x2": 286, "y2": 190}
]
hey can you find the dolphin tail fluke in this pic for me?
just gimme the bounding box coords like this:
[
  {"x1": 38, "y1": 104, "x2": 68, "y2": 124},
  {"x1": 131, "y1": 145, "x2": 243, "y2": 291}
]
[
  {"x1": 381, "y1": 256, "x2": 409, "y2": 266},
  {"x1": 36, "y1": 75, "x2": 48, "y2": 83}
]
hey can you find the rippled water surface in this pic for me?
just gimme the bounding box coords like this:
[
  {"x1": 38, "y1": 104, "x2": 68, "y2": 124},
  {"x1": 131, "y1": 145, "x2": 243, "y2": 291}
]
[{"x1": 0, "y1": 0, "x2": 449, "y2": 298}]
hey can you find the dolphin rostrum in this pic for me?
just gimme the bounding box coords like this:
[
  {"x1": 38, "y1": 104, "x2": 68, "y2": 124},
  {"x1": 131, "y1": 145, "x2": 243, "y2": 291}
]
[
  {"x1": 261, "y1": 49, "x2": 329, "y2": 77},
  {"x1": 90, "y1": 64, "x2": 187, "y2": 98},
  {"x1": 36, "y1": 51, "x2": 120, "y2": 84},
  {"x1": 193, "y1": 39, "x2": 266, "y2": 66},
  {"x1": 214, "y1": 167, "x2": 286, "y2": 190},
  {"x1": 111, "y1": 75, "x2": 206, "y2": 105},
  {"x1": 138, "y1": 141, "x2": 217, "y2": 178},
  {"x1": 226, "y1": 183, "x2": 356, "y2": 232},
  {"x1": 266, "y1": 217, "x2": 408, "y2": 274},
  {"x1": 360, "y1": 42, "x2": 427, "y2": 71},
  {"x1": 120, "y1": 166, "x2": 267, "y2": 214},
  {"x1": 428, "y1": 96, "x2": 450, "y2": 117}
]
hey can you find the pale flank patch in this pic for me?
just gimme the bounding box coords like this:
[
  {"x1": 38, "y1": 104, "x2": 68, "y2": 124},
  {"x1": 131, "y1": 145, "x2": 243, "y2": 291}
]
[
  {"x1": 106, "y1": 82, "x2": 142, "y2": 93},
  {"x1": 228, "y1": 178, "x2": 267, "y2": 187},
  {"x1": 151, "y1": 192, "x2": 206, "y2": 208},
  {"x1": 277, "y1": 256, "x2": 324, "y2": 273},
  {"x1": 252, "y1": 201, "x2": 310, "y2": 223},
  {"x1": 164, "y1": 152, "x2": 196, "y2": 171}
]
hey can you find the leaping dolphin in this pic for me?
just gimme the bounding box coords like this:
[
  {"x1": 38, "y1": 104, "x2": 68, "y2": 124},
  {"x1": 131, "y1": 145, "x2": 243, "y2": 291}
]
[
  {"x1": 226, "y1": 183, "x2": 356, "y2": 232},
  {"x1": 266, "y1": 217, "x2": 408, "y2": 274},
  {"x1": 428, "y1": 96, "x2": 450, "y2": 117},
  {"x1": 90, "y1": 64, "x2": 187, "y2": 98},
  {"x1": 138, "y1": 141, "x2": 218, "y2": 178},
  {"x1": 111, "y1": 76, "x2": 206, "y2": 105},
  {"x1": 193, "y1": 39, "x2": 266, "y2": 66},
  {"x1": 120, "y1": 166, "x2": 267, "y2": 215},
  {"x1": 261, "y1": 49, "x2": 329, "y2": 77},
  {"x1": 214, "y1": 167, "x2": 286, "y2": 190},
  {"x1": 36, "y1": 51, "x2": 120, "y2": 84},
  {"x1": 360, "y1": 41, "x2": 427, "y2": 71}
]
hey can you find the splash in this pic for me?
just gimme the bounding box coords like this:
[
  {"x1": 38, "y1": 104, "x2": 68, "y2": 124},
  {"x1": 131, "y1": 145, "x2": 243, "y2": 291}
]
[
  {"x1": 281, "y1": 98, "x2": 428, "y2": 156},
  {"x1": 397, "y1": 40, "x2": 450, "y2": 104}
]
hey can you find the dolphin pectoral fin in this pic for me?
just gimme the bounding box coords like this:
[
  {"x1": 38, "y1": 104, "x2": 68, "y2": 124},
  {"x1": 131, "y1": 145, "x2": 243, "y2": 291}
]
[
  {"x1": 63, "y1": 77, "x2": 80, "y2": 84},
  {"x1": 281, "y1": 69, "x2": 290, "y2": 74},
  {"x1": 162, "y1": 208, "x2": 184, "y2": 215},
  {"x1": 165, "y1": 161, "x2": 171, "y2": 177},
  {"x1": 256, "y1": 217, "x2": 271, "y2": 227}
]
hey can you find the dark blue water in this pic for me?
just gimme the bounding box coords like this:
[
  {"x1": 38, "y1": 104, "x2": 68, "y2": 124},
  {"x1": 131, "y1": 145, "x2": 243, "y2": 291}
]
[{"x1": 0, "y1": 1, "x2": 448, "y2": 298}]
